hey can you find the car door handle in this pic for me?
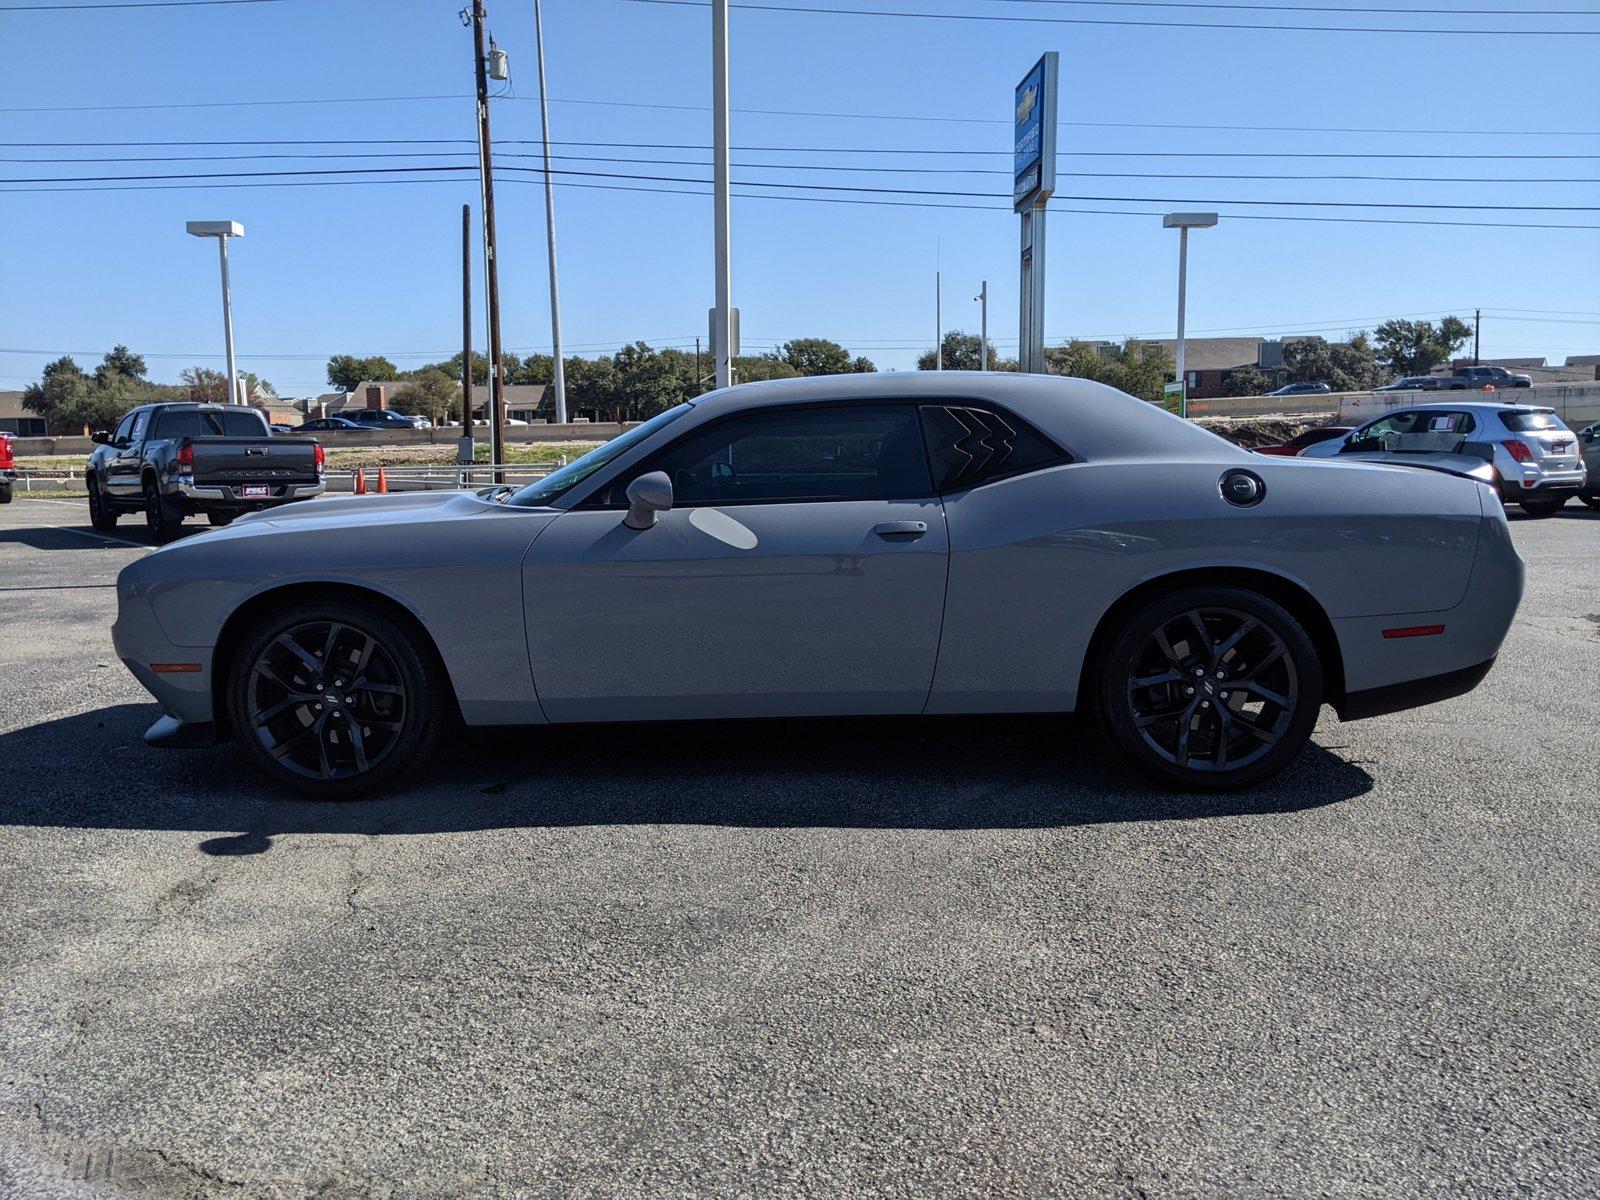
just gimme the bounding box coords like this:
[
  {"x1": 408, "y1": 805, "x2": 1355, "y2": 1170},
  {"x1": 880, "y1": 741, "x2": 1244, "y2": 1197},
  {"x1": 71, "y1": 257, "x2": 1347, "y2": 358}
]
[{"x1": 873, "y1": 520, "x2": 927, "y2": 538}]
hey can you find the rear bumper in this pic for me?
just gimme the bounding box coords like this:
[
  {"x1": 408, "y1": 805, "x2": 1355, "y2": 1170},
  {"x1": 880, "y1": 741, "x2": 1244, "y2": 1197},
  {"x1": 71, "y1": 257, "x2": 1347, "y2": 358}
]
[
  {"x1": 1500, "y1": 476, "x2": 1583, "y2": 501},
  {"x1": 1340, "y1": 657, "x2": 1495, "y2": 721},
  {"x1": 172, "y1": 477, "x2": 324, "y2": 505}
]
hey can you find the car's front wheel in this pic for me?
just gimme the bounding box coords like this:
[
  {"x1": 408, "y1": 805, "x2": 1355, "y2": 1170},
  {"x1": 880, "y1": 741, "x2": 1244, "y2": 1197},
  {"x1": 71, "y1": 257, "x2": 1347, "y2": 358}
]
[
  {"x1": 1519, "y1": 497, "x2": 1567, "y2": 517},
  {"x1": 1095, "y1": 586, "x2": 1323, "y2": 791},
  {"x1": 226, "y1": 599, "x2": 447, "y2": 798},
  {"x1": 87, "y1": 474, "x2": 117, "y2": 529}
]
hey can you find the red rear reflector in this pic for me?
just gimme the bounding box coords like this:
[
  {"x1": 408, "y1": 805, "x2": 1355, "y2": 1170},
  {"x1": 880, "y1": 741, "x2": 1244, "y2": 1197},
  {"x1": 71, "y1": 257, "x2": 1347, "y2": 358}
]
[
  {"x1": 150, "y1": 662, "x2": 203, "y2": 673},
  {"x1": 1382, "y1": 625, "x2": 1445, "y2": 639}
]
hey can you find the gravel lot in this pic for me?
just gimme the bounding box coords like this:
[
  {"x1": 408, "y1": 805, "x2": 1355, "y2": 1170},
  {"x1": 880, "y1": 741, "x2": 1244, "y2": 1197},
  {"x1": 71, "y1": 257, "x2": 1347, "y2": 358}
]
[{"x1": 1, "y1": 496, "x2": 1596, "y2": 1198}]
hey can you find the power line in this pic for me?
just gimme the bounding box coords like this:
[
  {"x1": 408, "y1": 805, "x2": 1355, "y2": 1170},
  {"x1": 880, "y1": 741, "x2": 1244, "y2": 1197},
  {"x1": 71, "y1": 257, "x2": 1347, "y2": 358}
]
[
  {"x1": 974, "y1": 0, "x2": 1600, "y2": 16},
  {"x1": 0, "y1": 0, "x2": 305, "y2": 8},
  {"x1": 623, "y1": 0, "x2": 1600, "y2": 35}
]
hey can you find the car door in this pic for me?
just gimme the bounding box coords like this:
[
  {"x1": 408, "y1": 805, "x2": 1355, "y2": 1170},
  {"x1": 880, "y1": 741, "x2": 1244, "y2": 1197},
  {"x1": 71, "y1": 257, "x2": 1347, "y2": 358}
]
[
  {"x1": 522, "y1": 402, "x2": 950, "y2": 723},
  {"x1": 102, "y1": 409, "x2": 150, "y2": 498}
]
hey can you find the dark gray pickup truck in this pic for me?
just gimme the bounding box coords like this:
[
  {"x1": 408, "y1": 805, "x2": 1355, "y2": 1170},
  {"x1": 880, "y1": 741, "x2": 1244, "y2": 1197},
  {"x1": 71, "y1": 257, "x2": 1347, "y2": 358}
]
[{"x1": 87, "y1": 402, "x2": 324, "y2": 539}]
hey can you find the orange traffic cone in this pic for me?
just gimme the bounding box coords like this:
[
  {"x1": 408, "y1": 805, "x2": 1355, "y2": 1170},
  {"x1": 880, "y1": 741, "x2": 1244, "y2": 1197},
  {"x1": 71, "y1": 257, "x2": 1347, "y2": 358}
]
[
  {"x1": 376, "y1": 467, "x2": 389, "y2": 494},
  {"x1": 354, "y1": 467, "x2": 367, "y2": 495}
]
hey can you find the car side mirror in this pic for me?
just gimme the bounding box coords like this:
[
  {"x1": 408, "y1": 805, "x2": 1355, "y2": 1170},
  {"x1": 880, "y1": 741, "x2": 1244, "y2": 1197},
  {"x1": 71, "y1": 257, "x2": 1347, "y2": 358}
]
[
  {"x1": 1584, "y1": 428, "x2": 1596, "y2": 441},
  {"x1": 91, "y1": 430, "x2": 111, "y2": 446},
  {"x1": 623, "y1": 470, "x2": 673, "y2": 530},
  {"x1": 1341, "y1": 436, "x2": 1381, "y2": 454}
]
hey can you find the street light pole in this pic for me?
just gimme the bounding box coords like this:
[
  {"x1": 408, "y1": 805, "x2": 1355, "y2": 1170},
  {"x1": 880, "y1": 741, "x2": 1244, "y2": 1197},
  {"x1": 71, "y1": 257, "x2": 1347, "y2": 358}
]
[
  {"x1": 1162, "y1": 212, "x2": 1217, "y2": 419},
  {"x1": 976, "y1": 280, "x2": 988, "y2": 371},
  {"x1": 185, "y1": 220, "x2": 245, "y2": 404},
  {"x1": 531, "y1": 0, "x2": 567, "y2": 424},
  {"x1": 710, "y1": 0, "x2": 733, "y2": 389}
]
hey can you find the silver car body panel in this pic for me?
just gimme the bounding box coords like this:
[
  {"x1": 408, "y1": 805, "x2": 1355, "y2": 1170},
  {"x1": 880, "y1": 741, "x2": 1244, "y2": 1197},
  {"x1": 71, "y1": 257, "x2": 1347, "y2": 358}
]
[{"x1": 111, "y1": 373, "x2": 1524, "y2": 740}]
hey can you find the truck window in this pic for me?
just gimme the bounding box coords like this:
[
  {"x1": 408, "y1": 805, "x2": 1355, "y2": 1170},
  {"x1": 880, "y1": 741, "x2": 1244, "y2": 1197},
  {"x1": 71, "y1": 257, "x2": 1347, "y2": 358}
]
[
  {"x1": 153, "y1": 409, "x2": 270, "y2": 439},
  {"x1": 129, "y1": 411, "x2": 150, "y2": 442}
]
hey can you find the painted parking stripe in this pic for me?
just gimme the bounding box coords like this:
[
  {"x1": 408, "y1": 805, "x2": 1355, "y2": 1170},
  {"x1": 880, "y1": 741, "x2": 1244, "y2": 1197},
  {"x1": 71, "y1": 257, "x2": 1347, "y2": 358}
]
[{"x1": 8, "y1": 501, "x2": 150, "y2": 550}]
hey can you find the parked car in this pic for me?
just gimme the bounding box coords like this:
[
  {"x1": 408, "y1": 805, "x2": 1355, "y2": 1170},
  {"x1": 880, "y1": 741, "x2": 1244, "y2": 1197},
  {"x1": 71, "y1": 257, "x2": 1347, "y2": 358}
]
[
  {"x1": 269, "y1": 423, "x2": 296, "y2": 434},
  {"x1": 1374, "y1": 376, "x2": 1443, "y2": 394},
  {"x1": 1579, "y1": 421, "x2": 1600, "y2": 510},
  {"x1": 112, "y1": 373, "x2": 1523, "y2": 799},
  {"x1": 87, "y1": 403, "x2": 325, "y2": 540},
  {"x1": 0, "y1": 433, "x2": 14, "y2": 503},
  {"x1": 1297, "y1": 401, "x2": 1584, "y2": 516},
  {"x1": 1439, "y1": 366, "x2": 1533, "y2": 390},
  {"x1": 343, "y1": 410, "x2": 432, "y2": 431},
  {"x1": 1253, "y1": 426, "x2": 1351, "y2": 456},
  {"x1": 1265, "y1": 382, "x2": 1332, "y2": 397},
  {"x1": 295, "y1": 416, "x2": 366, "y2": 433}
]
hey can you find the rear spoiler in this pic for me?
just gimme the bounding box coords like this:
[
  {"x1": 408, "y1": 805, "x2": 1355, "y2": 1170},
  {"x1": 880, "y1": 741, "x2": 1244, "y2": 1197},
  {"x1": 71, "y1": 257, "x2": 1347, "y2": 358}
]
[{"x1": 1335, "y1": 445, "x2": 1498, "y2": 486}]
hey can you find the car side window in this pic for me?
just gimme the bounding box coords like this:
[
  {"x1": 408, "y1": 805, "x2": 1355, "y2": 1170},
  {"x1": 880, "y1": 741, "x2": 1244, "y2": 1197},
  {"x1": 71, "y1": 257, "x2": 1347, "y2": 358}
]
[
  {"x1": 607, "y1": 404, "x2": 932, "y2": 507},
  {"x1": 919, "y1": 404, "x2": 1065, "y2": 491},
  {"x1": 129, "y1": 411, "x2": 150, "y2": 443},
  {"x1": 112, "y1": 412, "x2": 137, "y2": 445}
]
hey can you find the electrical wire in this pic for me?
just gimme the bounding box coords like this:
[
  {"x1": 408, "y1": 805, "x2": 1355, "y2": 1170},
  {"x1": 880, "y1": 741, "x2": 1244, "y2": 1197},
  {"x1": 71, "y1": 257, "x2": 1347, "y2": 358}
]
[
  {"x1": 972, "y1": 0, "x2": 1600, "y2": 15},
  {"x1": 623, "y1": 0, "x2": 1600, "y2": 35}
]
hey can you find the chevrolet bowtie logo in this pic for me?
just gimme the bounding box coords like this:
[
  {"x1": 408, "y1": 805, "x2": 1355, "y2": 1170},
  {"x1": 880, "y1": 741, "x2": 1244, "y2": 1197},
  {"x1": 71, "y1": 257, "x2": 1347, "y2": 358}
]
[{"x1": 1016, "y1": 86, "x2": 1037, "y2": 125}]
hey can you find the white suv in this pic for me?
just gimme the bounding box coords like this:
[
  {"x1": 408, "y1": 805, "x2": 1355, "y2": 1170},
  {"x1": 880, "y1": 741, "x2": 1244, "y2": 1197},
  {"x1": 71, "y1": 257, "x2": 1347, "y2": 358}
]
[{"x1": 1299, "y1": 401, "x2": 1587, "y2": 516}]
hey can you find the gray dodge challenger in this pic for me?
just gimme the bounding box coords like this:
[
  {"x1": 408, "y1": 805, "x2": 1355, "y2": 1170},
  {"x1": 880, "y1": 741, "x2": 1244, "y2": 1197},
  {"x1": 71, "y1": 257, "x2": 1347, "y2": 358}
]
[{"x1": 112, "y1": 373, "x2": 1524, "y2": 798}]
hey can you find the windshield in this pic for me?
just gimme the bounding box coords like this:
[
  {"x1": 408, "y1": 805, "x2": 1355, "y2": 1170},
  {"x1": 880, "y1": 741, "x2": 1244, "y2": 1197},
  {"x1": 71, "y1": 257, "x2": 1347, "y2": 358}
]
[
  {"x1": 507, "y1": 404, "x2": 692, "y2": 507},
  {"x1": 1499, "y1": 409, "x2": 1563, "y2": 433}
]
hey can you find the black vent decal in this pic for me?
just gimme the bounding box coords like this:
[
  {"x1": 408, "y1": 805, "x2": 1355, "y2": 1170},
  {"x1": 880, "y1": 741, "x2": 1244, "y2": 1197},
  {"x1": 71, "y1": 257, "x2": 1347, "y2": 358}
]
[{"x1": 944, "y1": 407, "x2": 1017, "y2": 485}]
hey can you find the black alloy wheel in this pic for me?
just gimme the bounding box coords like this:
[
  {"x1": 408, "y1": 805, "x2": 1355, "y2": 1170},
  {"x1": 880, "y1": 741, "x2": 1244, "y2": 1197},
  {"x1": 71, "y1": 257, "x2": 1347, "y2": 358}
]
[
  {"x1": 228, "y1": 600, "x2": 446, "y2": 798},
  {"x1": 1097, "y1": 586, "x2": 1322, "y2": 791},
  {"x1": 88, "y1": 475, "x2": 118, "y2": 530}
]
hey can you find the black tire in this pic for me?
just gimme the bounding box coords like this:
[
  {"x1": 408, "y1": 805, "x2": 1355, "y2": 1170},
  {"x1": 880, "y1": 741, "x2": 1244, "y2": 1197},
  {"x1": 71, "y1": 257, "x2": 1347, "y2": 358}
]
[
  {"x1": 207, "y1": 511, "x2": 236, "y2": 527},
  {"x1": 226, "y1": 599, "x2": 447, "y2": 799},
  {"x1": 142, "y1": 476, "x2": 184, "y2": 541},
  {"x1": 1519, "y1": 497, "x2": 1567, "y2": 517},
  {"x1": 1095, "y1": 586, "x2": 1323, "y2": 792},
  {"x1": 0, "y1": 484, "x2": 11, "y2": 505},
  {"x1": 1580, "y1": 493, "x2": 1600, "y2": 511},
  {"x1": 87, "y1": 474, "x2": 118, "y2": 529}
]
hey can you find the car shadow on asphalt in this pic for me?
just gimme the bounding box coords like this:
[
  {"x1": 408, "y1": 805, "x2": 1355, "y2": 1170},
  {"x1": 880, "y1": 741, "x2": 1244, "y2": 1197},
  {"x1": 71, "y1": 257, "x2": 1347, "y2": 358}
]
[{"x1": 0, "y1": 705, "x2": 1374, "y2": 856}]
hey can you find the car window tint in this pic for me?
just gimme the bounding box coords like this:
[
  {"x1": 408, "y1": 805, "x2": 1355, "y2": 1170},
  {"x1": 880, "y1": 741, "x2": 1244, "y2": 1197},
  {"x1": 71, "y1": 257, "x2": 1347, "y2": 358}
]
[
  {"x1": 113, "y1": 412, "x2": 137, "y2": 443},
  {"x1": 129, "y1": 411, "x2": 150, "y2": 441},
  {"x1": 154, "y1": 409, "x2": 268, "y2": 438},
  {"x1": 918, "y1": 404, "x2": 1063, "y2": 492},
  {"x1": 1500, "y1": 410, "x2": 1562, "y2": 432},
  {"x1": 636, "y1": 405, "x2": 931, "y2": 506}
]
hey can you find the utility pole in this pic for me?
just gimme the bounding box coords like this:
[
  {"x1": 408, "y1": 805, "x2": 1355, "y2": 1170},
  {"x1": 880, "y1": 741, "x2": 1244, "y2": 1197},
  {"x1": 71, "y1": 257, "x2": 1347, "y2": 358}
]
[
  {"x1": 976, "y1": 280, "x2": 988, "y2": 371},
  {"x1": 459, "y1": 203, "x2": 474, "y2": 464},
  {"x1": 935, "y1": 270, "x2": 942, "y2": 370},
  {"x1": 468, "y1": 1, "x2": 506, "y2": 481},
  {"x1": 531, "y1": 0, "x2": 567, "y2": 424},
  {"x1": 710, "y1": 0, "x2": 733, "y2": 389},
  {"x1": 1474, "y1": 309, "x2": 1481, "y2": 365}
]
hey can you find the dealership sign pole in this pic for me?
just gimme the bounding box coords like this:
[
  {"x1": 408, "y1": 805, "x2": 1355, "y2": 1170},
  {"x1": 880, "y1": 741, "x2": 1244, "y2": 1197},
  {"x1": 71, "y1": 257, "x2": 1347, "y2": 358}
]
[{"x1": 1015, "y1": 52, "x2": 1057, "y2": 375}]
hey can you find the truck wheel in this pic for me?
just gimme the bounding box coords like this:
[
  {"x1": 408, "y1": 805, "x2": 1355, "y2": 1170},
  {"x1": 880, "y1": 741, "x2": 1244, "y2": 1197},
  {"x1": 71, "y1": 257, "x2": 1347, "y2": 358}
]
[
  {"x1": 0, "y1": 484, "x2": 11, "y2": 505},
  {"x1": 87, "y1": 475, "x2": 118, "y2": 529},
  {"x1": 208, "y1": 511, "x2": 236, "y2": 527},
  {"x1": 143, "y1": 478, "x2": 184, "y2": 541},
  {"x1": 1580, "y1": 493, "x2": 1600, "y2": 511},
  {"x1": 226, "y1": 599, "x2": 447, "y2": 799}
]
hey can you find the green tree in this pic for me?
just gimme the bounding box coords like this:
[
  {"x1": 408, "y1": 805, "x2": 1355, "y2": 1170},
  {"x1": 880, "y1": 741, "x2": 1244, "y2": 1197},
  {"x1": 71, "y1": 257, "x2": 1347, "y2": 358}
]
[
  {"x1": 734, "y1": 355, "x2": 801, "y2": 384},
  {"x1": 326, "y1": 354, "x2": 399, "y2": 390},
  {"x1": 1373, "y1": 316, "x2": 1473, "y2": 377},
  {"x1": 22, "y1": 355, "x2": 146, "y2": 433},
  {"x1": 96, "y1": 344, "x2": 147, "y2": 383},
  {"x1": 608, "y1": 342, "x2": 695, "y2": 421},
  {"x1": 1045, "y1": 339, "x2": 1173, "y2": 403},
  {"x1": 917, "y1": 330, "x2": 1015, "y2": 372},
  {"x1": 773, "y1": 337, "x2": 874, "y2": 376},
  {"x1": 1281, "y1": 335, "x2": 1383, "y2": 392},
  {"x1": 391, "y1": 367, "x2": 462, "y2": 425},
  {"x1": 1223, "y1": 365, "x2": 1274, "y2": 396}
]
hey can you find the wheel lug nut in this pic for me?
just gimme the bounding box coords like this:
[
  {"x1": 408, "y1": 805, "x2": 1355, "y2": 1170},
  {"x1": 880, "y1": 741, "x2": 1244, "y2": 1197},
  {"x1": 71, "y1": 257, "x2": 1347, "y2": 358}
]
[
  {"x1": 344, "y1": 696, "x2": 355, "y2": 705},
  {"x1": 1184, "y1": 686, "x2": 1195, "y2": 695},
  {"x1": 1215, "y1": 670, "x2": 1225, "y2": 679},
  {"x1": 1193, "y1": 668, "x2": 1204, "y2": 676},
  {"x1": 314, "y1": 703, "x2": 322, "y2": 711},
  {"x1": 1201, "y1": 700, "x2": 1211, "y2": 708}
]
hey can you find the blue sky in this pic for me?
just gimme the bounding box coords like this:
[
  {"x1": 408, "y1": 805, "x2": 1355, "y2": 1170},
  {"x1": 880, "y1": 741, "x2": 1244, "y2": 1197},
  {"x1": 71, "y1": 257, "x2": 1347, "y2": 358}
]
[{"x1": 1, "y1": 0, "x2": 1597, "y2": 392}]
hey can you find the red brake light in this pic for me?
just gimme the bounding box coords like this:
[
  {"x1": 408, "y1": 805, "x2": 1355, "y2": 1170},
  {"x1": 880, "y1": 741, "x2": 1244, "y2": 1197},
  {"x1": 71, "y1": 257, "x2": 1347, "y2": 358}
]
[
  {"x1": 176, "y1": 442, "x2": 194, "y2": 469},
  {"x1": 313, "y1": 442, "x2": 325, "y2": 472},
  {"x1": 1500, "y1": 439, "x2": 1533, "y2": 464}
]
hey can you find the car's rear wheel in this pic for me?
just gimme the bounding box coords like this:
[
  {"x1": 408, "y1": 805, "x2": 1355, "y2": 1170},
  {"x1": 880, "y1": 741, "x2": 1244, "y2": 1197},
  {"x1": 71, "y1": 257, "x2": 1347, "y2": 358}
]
[
  {"x1": 143, "y1": 477, "x2": 184, "y2": 541},
  {"x1": 208, "y1": 511, "x2": 236, "y2": 527},
  {"x1": 1580, "y1": 492, "x2": 1600, "y2": 511},
  {"x1": 1519, "y1": 497, "x2": 1567, "y2": 517},
  {"x1": 87, "y1": 474, "x2": 118, "y2": 529},
  {"x1": 226, "y1": 599, "x2": 447, "y2": 799},
  {"x1": 1095, "y1": 586, "x2": 1323, "y2": 791}
]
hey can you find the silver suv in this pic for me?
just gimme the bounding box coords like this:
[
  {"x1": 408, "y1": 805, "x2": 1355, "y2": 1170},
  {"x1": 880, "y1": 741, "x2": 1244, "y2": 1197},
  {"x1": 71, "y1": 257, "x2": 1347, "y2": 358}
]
[{"x1": 1299, "y1": 401, "x2": 1587, "y2": 516}]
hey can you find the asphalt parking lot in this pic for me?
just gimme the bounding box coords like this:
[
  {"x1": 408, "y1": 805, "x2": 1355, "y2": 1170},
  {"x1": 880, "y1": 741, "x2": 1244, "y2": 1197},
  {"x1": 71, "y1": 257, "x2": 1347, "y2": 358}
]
[{"x1": 1, "y1": 496, "x2": 1596, "y2": 1198}]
